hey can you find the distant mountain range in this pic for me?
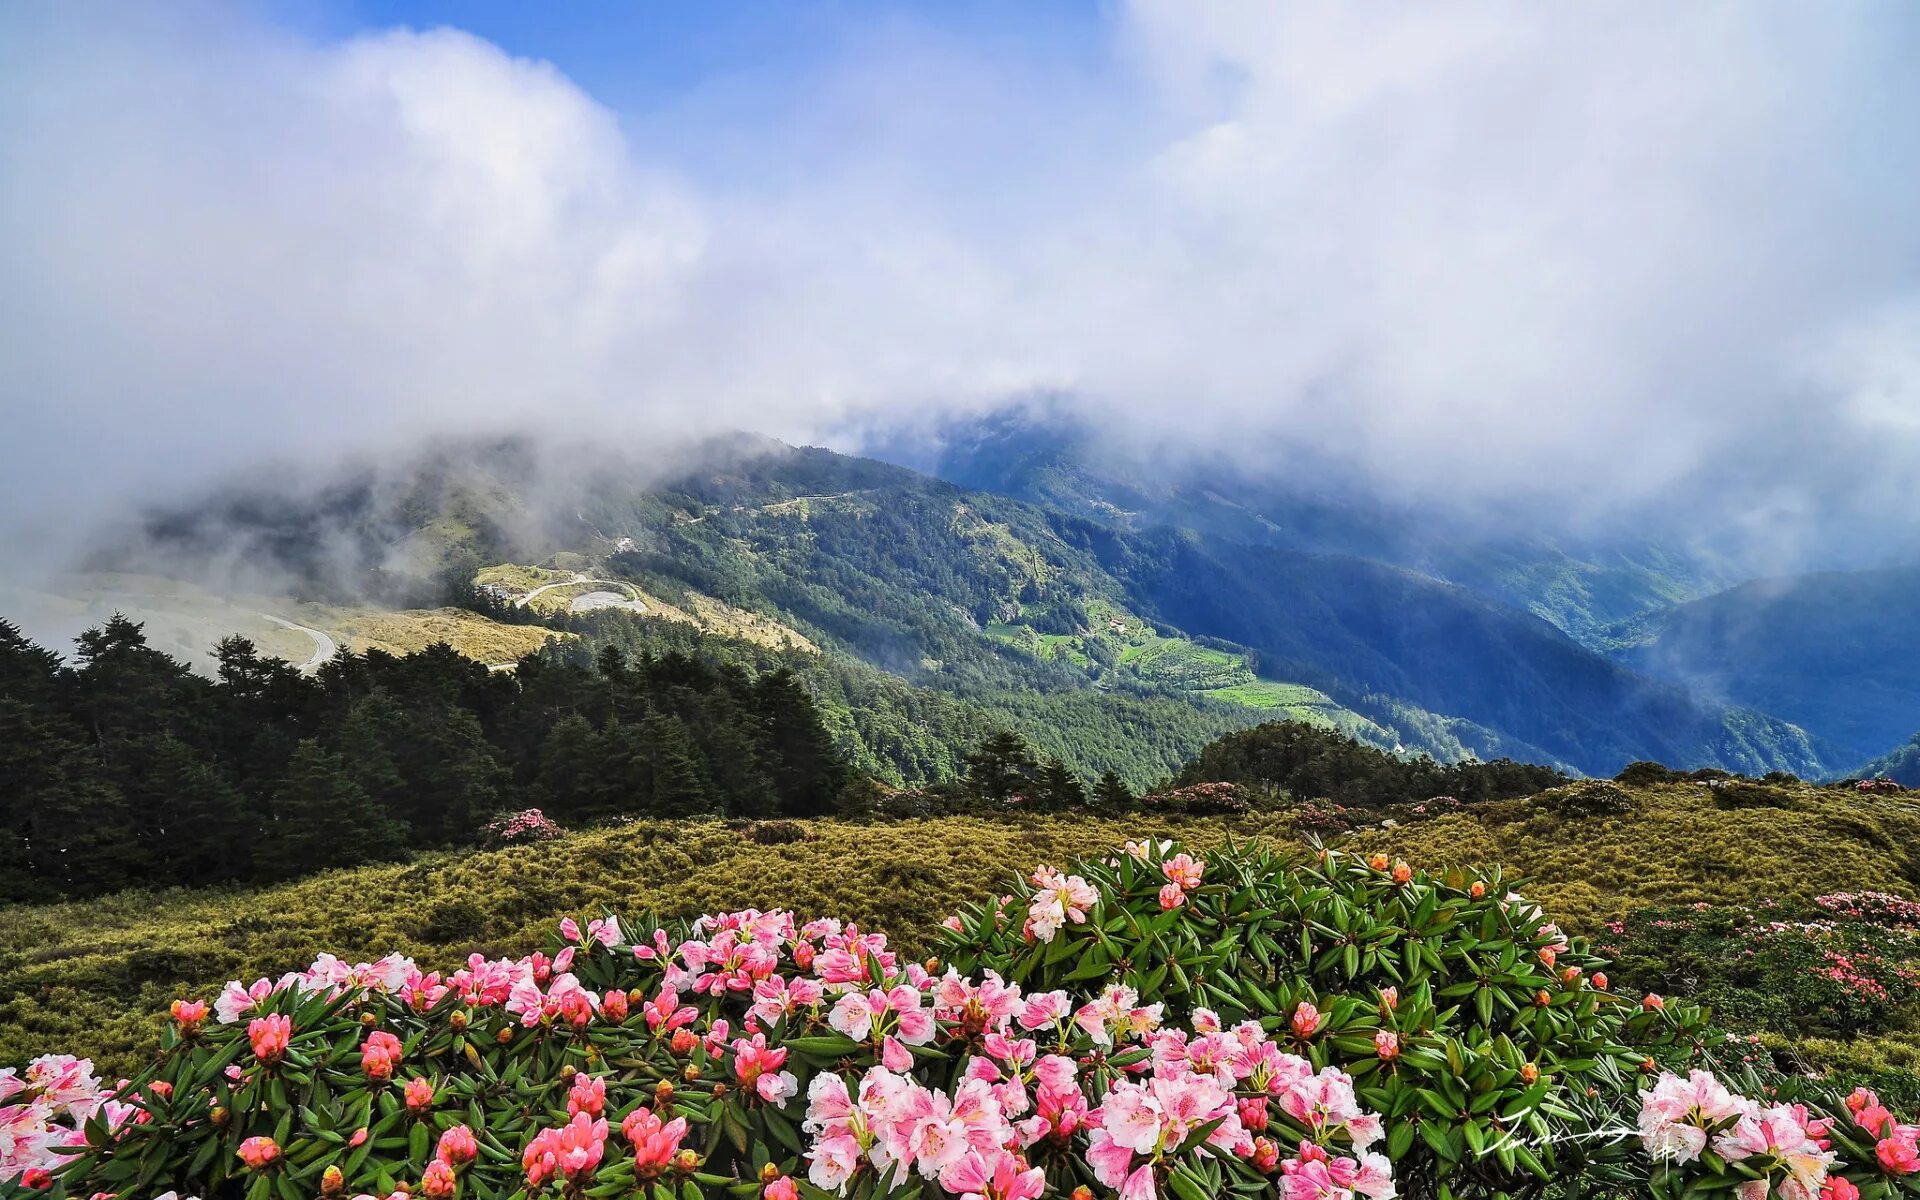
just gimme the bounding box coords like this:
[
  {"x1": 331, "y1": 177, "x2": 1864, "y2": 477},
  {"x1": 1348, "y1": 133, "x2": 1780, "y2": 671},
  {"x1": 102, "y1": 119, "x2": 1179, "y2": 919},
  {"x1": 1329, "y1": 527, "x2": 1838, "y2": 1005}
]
[
  {"x1": 879, "y1": 407, "x2": 1722, "y2": 650},
  {"x1": 82, "y1": 424, "x2": 1861, "y2": 780},
  {"x1": 1606, "y1": 565, "x2": 1920, "y2": 766}
]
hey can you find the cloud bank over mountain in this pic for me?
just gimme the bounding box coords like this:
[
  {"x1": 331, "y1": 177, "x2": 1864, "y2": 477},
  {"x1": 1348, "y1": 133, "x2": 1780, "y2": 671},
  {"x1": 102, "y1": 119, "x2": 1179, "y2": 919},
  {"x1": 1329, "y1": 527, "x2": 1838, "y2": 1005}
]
[{"x1": 4, "y1": 2, "x2": 1919, "y2": 562}]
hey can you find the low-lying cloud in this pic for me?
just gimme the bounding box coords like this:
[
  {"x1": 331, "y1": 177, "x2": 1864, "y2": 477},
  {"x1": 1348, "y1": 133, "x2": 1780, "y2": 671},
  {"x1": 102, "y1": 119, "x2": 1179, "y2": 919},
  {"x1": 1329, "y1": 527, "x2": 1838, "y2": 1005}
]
[{"x1": 3, "y1": 1, "x2": 1919, "y2": 566}]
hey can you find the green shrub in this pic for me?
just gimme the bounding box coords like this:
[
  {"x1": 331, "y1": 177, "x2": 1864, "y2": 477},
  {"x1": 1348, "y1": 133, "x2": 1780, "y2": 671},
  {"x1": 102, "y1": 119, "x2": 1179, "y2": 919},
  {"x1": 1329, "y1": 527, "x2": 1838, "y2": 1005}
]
[
  {"x1": 1535, "y1": 781, "x2": 1635, "y2": 819},
  {"x1": 941, "y1": 843, "x2": 1707, "y2": 1198}
]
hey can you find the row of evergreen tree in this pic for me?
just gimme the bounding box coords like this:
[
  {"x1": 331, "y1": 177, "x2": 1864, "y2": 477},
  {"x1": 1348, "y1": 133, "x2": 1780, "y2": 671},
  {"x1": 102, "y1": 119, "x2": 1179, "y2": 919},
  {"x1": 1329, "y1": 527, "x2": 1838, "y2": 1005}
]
[{"x1": 0, "y1": 616, "x2": 850, "y2": 900}]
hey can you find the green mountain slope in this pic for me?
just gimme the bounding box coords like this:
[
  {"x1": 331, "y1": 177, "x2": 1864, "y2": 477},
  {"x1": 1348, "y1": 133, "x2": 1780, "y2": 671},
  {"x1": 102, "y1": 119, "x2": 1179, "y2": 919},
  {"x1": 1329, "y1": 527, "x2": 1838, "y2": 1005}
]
[
  {"x1": 124, "y1": 436, "x2": 1826, "y2": 778},
  {"x1": 1859, "y1": 733, "x2": 1920, "y2": 786},
  {"x1": 1606, "y1": 565, "x2": 1920, "y2": 765}
]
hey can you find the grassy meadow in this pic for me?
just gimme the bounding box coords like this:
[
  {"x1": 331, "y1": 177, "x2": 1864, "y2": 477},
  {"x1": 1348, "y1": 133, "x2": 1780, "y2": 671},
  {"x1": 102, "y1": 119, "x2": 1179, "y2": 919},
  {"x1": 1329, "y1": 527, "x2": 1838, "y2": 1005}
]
[{"x1": 5, "y1": 781, "x2": 1919, "y2": 1077}]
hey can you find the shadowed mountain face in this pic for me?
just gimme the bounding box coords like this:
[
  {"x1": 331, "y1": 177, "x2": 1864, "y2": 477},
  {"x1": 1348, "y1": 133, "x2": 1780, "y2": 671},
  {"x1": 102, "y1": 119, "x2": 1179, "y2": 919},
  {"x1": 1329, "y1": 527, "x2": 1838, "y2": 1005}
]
[
  {"x1": 99, "y1": 433, "x2": 1831, "y2": 780},
  {"x1": 892, "y1": 409, "x2": 1718, "y2": 650},
  {"x1": 1607, "y1": 566, "x2": 1920, "y2": 766}
]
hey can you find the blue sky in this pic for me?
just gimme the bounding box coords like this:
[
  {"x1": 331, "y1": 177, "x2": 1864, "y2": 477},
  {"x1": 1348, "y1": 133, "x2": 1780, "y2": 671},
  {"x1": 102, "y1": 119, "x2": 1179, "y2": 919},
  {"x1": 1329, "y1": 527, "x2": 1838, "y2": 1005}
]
[
  {"x1": 263, "y1": 1, "x2": 1120, "y2": 169},
  {"x1": 4, "y1": 2, "x2": 1920, "y2": 560}
]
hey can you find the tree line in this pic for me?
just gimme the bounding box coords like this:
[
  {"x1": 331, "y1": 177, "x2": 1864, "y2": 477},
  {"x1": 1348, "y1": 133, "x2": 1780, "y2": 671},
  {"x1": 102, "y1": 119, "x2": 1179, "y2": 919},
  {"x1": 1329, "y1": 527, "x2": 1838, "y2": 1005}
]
[
  {"x1": 0, "y1": 616, "x2": 851, "y2": 901},
  {"x1": 1, "y1": 608, "x2": 1576, "y2": 905}
]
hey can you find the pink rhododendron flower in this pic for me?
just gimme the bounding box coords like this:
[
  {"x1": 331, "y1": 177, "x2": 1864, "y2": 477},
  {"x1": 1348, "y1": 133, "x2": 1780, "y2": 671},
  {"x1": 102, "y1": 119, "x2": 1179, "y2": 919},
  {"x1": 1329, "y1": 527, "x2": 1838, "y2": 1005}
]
[
  {"x1": 567, "y1": 1074, "x2": 606, "y2": 1118},
  {"x1": 1878, "y1": 1125, "x2": 1920, "y2": 1175},
  {"x1": 1639, "y1": 1070, "x2": 1747, "y2": 1163},
  {"x1": 247, "y1": 1015, "x2": 290, "y2": 1065},
  {"x1": 1160, "y1": 854, "x2": 1204, "y2": 889},
  {"x1": 236, "y1": 1137, "x2": 279, "y2": 1169},
  {"x1": 435, "y1": 1124, "x2": 477, "y2": 1167},
  {"x1": 403, "y1": 1077, "x2": 434, "y2": 1113},
  {"x1": 732, "y1": 1035, "x2": 799, "y2": 1106},
  {"x1": 1290, "y1": 1002, "x2": 1322, "y2": 1040},
  {"x1": 361, "y1": 1030, "x2": 403, "y2": 1081},
  {"x1": 523, "y1": 1111, "x2": 608, "y2": 1189},
  {"x1": 622, "y1": 1106, "x2": 689, "y2": 1176},
  {"x1": 1026, "y1": 869, "x2": 1098, "y2": 943}
]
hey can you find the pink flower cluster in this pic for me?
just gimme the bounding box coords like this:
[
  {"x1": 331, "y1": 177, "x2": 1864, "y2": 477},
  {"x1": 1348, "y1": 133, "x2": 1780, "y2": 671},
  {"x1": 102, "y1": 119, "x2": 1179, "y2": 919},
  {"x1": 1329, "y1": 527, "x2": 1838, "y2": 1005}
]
[
  {"x1": 1024, "y1": 867, "x2": 1098, "y2": 942},
  {"x1": 484, "y1": 806, "x2": 565, "y2": 843},
  {"x1": 1640, "y1": 1070, "x2": 1919, "y2": 1199},
  {"x1": 1156, "y1": 852, "x2": 1204, "y2": 911},
  {"x1": 1814, "y1": 891, "x2": 1920, "y2": 931},
  {"x1": 1846, "y1": 1088, "x2": 1920, "y2": 1178},
  {"x1": 0, "y1": 1055, "x2": 111, "y2": 1185}
]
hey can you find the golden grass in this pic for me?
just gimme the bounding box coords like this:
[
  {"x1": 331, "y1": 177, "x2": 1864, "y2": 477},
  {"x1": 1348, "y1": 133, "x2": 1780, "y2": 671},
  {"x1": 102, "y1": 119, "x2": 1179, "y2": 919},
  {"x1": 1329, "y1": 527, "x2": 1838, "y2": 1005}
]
[
  {"x1": 303, "y1": 606, "x2": 564, "y2": 664},
  {"x1": 3, "y1": 783, "x2": 1916, "y2": 1074}
]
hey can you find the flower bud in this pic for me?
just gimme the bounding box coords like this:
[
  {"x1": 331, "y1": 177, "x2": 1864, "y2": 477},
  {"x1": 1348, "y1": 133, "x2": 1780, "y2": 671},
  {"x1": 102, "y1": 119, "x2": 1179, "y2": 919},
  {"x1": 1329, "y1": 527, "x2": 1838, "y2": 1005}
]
[
  {"x1": 1519, "y1": 1062, "x2": 1539, "y2": 1085},
  {"x1": 449, "y1": 1009, "x2": 469, "y2": 1032},
  {"x1": 673, "y1": 1149, "x2": 700, "y2": 1173},
  {"x1": 1252, "y1": 1138, "x2": 1280, "y2": 1172},
  {"x1": 321, "y1": 1165, "x2": 346, "y2": 1197}
]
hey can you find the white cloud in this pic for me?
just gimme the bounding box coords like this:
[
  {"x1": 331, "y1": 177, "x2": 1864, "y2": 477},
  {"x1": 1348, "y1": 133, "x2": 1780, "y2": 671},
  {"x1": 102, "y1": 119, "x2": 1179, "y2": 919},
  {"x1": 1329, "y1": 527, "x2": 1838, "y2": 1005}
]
[{"x1": 2, "y1": 1, "x2": 1918, "y2": 555}]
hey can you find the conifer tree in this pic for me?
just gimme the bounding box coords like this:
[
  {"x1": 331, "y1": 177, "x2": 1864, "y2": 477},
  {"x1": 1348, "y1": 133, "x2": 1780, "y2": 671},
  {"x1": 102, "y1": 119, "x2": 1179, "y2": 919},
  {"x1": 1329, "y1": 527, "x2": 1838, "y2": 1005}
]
[
  {"x1": 535, "y1": 713, "x2": 604, "y2": 821},
  {"x1": 260, "y1": 741, "x2": 404, "y2": 878},
  {"x1": 1035, "y1": 757, "x2": 1087, "y2": 811},
  {"x1": 964, "y1": 730, "x2": 1036, "y2": 804},
  {"x1": 1, "y1": 698, "x2": 149, "y2": 898},
  {"x1": 641, "y1": 711, "x2": 714, "y2": 817},
  {"x1": 1093, "y1": 769, "x2": 1136, "y2": 813},
  {"x1": 122, "y1": 735, "x2": 250, "y2": 887},
  {"x1": 754, "y1": 668, "x2": 846, "y2": 816}
]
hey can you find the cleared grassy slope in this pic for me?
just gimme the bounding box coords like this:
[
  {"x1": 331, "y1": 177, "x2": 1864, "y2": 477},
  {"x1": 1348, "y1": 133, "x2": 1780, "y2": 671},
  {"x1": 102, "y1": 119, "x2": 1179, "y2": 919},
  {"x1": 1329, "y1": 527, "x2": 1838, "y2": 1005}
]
[{"x1": 5, "y1": 781, "x2": 1917, "y2": 1074}]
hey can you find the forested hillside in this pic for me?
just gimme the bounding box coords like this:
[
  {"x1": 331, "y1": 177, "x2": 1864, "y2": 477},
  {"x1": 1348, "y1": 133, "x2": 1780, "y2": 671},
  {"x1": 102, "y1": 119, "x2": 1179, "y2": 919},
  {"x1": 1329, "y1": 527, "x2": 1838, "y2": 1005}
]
[
  {"x1": 1861, "y1": 732, "x2": 1920, "y2": 787},
  {"x1": 111, "y1": 436, "x2": 1834, "y2": 778}
]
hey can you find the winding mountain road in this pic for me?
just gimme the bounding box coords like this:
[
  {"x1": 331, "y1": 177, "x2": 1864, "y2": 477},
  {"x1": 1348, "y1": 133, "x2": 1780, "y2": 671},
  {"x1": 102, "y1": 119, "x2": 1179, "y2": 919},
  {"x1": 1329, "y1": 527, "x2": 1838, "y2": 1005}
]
[
  {"x1": 515, "y1": 573, "x2": 646, "y2": 612},
  {"x1": 260, "y1": 613, "x2": 337, "y2": 672}
]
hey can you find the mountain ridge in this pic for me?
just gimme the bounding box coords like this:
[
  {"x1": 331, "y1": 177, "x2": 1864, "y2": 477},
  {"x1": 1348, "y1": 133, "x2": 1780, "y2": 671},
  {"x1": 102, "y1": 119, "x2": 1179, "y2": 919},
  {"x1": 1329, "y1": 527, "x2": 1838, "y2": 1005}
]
[{"x1": 80, "y1": 433, "x2": 1830, "y2": 779}]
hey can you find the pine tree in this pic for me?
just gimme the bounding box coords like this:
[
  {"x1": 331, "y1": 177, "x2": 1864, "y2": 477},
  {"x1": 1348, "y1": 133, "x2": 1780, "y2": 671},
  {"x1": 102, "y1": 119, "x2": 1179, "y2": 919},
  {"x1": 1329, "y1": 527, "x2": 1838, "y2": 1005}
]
[
  {"x1": 535, "y1": 714, "x2": 604, "y2": 821},
  {"x1": 334, "y1": 691, "x2": 410, "y2": 830},
  {"x1": 753, "y1": 669, "x2": 847, "y2": 817},
  {"x1": 1, "y1": 698, "x2": 149, "y2": 899},
  {"x1": 385, "y1": 707, "x2": 507, "y2": 843},
  {"x1": 259, "y1": 741, "x2": 404, "y2": 879},
  {"x1": 1093, "y1": 769, "x2": 1136, "y2": 813},
  {"x1": 641, "y1": 712, "x2": 714, "y2": 818},
  {"x1": 964, "y1": 730, "x2": 1036, "y2": 804},
  {"x1": 122, "y1": 735, "x2": 250, "y2": 887},
  {"x1": 1034, "y1": 757, "x2": 1087, "y2": 811}
]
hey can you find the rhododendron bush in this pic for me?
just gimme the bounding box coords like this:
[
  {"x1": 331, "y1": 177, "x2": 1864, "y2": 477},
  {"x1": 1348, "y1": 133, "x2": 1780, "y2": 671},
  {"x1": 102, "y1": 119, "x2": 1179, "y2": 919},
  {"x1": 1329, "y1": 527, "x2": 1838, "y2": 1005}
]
[{"x1": 2, "y1": 841, "x2": 1914, "y2": 1200}]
